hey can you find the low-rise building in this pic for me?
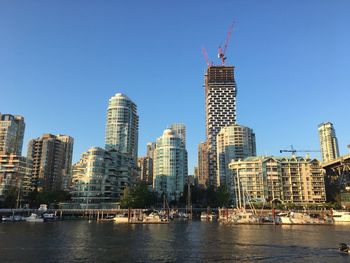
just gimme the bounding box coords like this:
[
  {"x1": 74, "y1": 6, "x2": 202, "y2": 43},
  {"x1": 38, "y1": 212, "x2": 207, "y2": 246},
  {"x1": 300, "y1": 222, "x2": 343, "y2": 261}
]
[
  {"x1": 70, "y1": 147, "x2": 131, "y2": 208},
  {"x1": 229, "y1": 156, "x2": 326, "y2": 207}
]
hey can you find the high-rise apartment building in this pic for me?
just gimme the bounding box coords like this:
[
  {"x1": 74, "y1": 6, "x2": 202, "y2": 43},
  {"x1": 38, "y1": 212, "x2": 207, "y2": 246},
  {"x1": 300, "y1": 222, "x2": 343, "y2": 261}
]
[
  {"x1": 146, "y1": 142, "x2": 156, "y2": 159},
  {"x1": 56, "y1": 135, "x2": 74, "y2": 191},
  {"x1": 70, "y1": 147, "x2": 129, "y2": 208},
  {"x1": 0, "y1": 153, "x2": 32, "y2": 201},
  {"x1": 170, "y1": 123, "x2": 186, "y2": 147},
  {"x1": 153, "y1": 129, "x2": 187, "y2": 201},
  {"x1": 105, "y1": 93, "x2": 139, "y2": 162},
  {"x1": 0, "y1": 113, "x2": 25, "y2": 155},
  {"x1": 170, "y1": 123, "x2": 188, "y2": 183},
  {"x1": 205, "y1": 66, "x2": 237, "y2": 187},
  {"x1": 217, "y1": 124, "x2": 256, "y2": 189},
  {"x1": 229, "y1": 156, "x2": 326, "y2": 207},
  {"x1": 27, "y1": 134, "x2": 74, "y2": 192},
  {"x1": 137, "y1": 156, "x2": 152, "y2": 184},
  {"x1": 318, "y1": 122, "x2": 340, "y2": 163},
  {"x1": 197, "y1": 141, "x2": 209, "y2": 188}
]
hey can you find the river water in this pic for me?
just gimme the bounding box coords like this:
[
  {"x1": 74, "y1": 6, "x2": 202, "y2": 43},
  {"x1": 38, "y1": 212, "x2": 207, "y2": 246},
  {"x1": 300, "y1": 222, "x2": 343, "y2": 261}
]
[{"x1": 0, "y1": 220, "x2": 349, "y2": 262}]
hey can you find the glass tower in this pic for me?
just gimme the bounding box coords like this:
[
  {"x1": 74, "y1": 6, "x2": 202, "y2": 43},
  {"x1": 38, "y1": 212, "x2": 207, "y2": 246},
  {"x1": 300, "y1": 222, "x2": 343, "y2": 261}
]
[
  {"x1": 153, "y1": 129, "x2": 187, "y2": 201},
  {"x1": 105, "y1": 93, "x2": 139, "y2": 162}
]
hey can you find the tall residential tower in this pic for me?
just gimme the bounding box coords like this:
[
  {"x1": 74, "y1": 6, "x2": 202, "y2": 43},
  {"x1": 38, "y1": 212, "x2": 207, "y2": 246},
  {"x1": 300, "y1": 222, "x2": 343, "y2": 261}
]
[
  {"x1": 0, "y1": 113, "x2": 25, "y2": 155},
  {"x1": 153, "y1": 128, "x2": 187, "y2": 201},
  {"x1": 105, "y1": 93, "x2": 139, "y2": 161},
  {"x1": 318, "y1": 122, "x2": 340, "y2": 163},
  {"x1": 205, "y1": 66, "x2": 237, "y2": 187}
]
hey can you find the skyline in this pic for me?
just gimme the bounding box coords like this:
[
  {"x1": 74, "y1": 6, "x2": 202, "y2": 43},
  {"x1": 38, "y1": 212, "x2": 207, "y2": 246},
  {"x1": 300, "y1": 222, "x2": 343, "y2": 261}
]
[{"x1": 1, "y1": 1, "x2": 350, "y2": 174}]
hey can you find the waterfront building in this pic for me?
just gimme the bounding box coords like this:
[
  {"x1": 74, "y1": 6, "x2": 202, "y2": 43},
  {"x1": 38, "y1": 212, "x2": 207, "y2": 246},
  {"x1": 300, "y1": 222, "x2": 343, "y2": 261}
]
[
  {"x1": 0, "y1": 113, "x2": 25, "y2": 155},
  {"x1": 216, "y1": 124, "x2": 256, "y2": 189},
  {"x1": 0, "y1": 153, "x2": 32, "y2": 202},
  {"x1": 197, "y1": 141, "x2": 209, "y2": 188},
  {"x1": 318, "y1": 122, "x2": 340, "y2": 163},
  {"x1": 105, "y1": 93, "x2": 139, "y2": 162},
  {"x1": 27, "y1": 134, "x2": 74, "y2": 192},
  {"x1": 229, "y1": 156, "x2": 326, "y2": 207},
  {"x1": 205, "y1": 66, "x2": 237, "y2": 187},
  {"x1": 71, "y1": 147, "x2": 130, "y2": 208},
  {"x1": 153, "y1": 129, "x2": 187, "y2": 201}
]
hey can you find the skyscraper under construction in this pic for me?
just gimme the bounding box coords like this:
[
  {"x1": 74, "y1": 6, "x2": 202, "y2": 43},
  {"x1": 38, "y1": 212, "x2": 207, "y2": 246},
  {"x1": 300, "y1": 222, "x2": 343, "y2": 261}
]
[{"x1": 205, "y1": 65, "x2": 237, "y2": 187}]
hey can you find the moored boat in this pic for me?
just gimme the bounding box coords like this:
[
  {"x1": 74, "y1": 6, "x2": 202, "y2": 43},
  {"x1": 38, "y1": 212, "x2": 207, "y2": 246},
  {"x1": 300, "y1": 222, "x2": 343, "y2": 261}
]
[
  {"x1": 332, "y1": 210, "x2": 350, "y2": 223},
  {"x1": 113, "y1": 213, "x2": 129, "y2": 223},
  {"x1": 24, "y1": 213, "x2": 44, "y2": 222},
  {"x1": 200, "y1": 212, "x2": 217, "y2": 221},
  {"x1": 43, "y1": 213, "x2": 59, "y2": 221}
]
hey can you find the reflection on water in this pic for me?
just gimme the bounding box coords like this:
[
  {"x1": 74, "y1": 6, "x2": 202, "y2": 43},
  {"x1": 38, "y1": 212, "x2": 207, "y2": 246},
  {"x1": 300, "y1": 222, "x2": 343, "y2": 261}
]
[{"x1": 0, "y1": 221, "x2": 349, "y2": 262}]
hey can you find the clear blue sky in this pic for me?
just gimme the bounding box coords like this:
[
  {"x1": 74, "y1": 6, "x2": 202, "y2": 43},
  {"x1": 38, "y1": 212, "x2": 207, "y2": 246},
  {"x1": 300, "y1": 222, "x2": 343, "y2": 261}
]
[{"x1": 1, "y1": 0, "x2": 349, "y2": 173}]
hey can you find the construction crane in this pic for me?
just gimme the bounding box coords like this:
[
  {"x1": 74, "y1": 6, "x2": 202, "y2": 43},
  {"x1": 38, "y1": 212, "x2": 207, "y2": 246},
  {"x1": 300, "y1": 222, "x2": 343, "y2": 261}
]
[
  {"x1": 201, "y1": 47, "x2": 212, "y2": 67},
  {"x1": 218, "y1": 22, "x2": 234, "y2": 65},
  {"x1": 279, "y1": 145, "x2": 321, "y2": 155}
]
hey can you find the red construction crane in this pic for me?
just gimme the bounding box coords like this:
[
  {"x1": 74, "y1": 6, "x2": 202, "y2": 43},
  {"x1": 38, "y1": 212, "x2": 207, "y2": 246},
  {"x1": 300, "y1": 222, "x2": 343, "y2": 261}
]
[
  {"x1": 202, "y1": 47, "x2": 212, "y2": 67},
  {"x1": 218, "y1": 22, "x2": 234, "y2": 65}
]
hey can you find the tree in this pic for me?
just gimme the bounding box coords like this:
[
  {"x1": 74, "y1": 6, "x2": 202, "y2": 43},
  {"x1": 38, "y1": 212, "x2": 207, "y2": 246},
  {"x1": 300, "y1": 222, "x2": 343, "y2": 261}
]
[
  {"x1": 215, "y1": 186, "x2": 230, "y2": 207},
  {"x1": 120, "y1": 183, "x2": 155, "y2": 208}
]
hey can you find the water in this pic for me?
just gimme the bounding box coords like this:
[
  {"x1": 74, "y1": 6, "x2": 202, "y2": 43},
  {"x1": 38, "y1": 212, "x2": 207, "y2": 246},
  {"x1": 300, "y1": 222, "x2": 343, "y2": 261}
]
[{"x1": 0, "y1": 221, "x2": 349, "y2": 262}]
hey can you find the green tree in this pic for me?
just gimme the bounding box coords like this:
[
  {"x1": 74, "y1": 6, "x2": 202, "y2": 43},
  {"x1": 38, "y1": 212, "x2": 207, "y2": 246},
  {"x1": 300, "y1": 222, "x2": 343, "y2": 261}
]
[
  {"x1": 120, "y1": 183, "x2": 156, "y2": 208},
  {"x1": 120, "y1": 187, "x2": 133, "y2": 208},
  {"x1": 216, "y1": 186, "x2": 230, "y2": 207}
]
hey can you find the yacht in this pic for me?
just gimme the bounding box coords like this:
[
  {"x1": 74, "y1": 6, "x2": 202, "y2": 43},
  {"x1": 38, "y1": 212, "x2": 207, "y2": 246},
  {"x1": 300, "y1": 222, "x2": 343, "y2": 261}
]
[
  {"x1": 230, "y1": 210, "x2": 259, "y2": 224},
  {"x1": 278, "y1": 212, "x2": 316, "y2": 225},
  {"x1": 43, "y1": 213, "x2": 59, "y2": 221},
  {"x1": 143, "y1": 212, "x2": 162, "y2": 223},
  {"x1": 113, "y1": 214, "x2": 129, "y2": 223},
  {"x1": 24, "y1": 213, "x2": 44, "y2": 222},
  {"x1": 332, "y1": 210, "x2": 350, "y2": 223}
]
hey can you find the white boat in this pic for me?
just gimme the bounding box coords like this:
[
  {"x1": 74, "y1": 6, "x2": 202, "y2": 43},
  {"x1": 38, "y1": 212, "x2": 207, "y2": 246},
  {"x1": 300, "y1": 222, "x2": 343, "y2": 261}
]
[
  {"x1": 43, "y1": 213, "x2": 59, "y2": 221},
  {"x1": 332, "y1": 210, "x2": 350, "y2": 223},
  {"x1": 278, "y1": 212, "x2": 315, "y2": 225},
  {"x1": 230, "y1": 210, "x2": 259, "y2": 224},
  {"x1": 200, "y1": 212, "x2": 217, "y2": 221},
  {"x1": 143, "y1": 212, "x2": 162, "y2": 223},
  {"x1": 24, "y1": 213, "x2": 44, "y2": 222},
  {"x1": 113, "y1": 214, "x2": 129, "y2": 223},
  {"x1": 38, "y1": 204, "x2": 48, "y2": 212},
  {"x1": 2, "y1": 215, "x2": 24, "y2": 222}
]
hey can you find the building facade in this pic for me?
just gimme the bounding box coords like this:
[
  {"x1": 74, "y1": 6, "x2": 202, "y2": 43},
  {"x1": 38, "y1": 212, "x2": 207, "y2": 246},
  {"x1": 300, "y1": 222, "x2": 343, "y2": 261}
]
[
  {"x1": 0, "y1": 113, "x2": 25, "y2": 155},
  {"x1": 205, "y1": 66, "x2": 237, "y2": 187},
  {"x1": 137, "y1": 156, "x2": 153, "y2": 185},
  {"x1": 153, "y1": 129, "x2": 187, "y2": 201},
  {"x1": 0, "y1": 154, "x2": 32, "y2": 202},
  {"x1": 197, "y1": 141, "x2": 209, "y2": 188},
  {"x1": 27, "y1": 134, "x2": 74, "y2": 192},
  {"x1": 229, "y1": 156, "x2": 326, "y2": 207},
  {"x1": 105, "y1": 93, "x2": 139, "y2": 162},
  {"x1": 170, "y1": 123, "x2": 186, "y2": 147},
  {"x1": 318, "y1": 122, "x2": 340, "y2": 163},
  {"x1": 217, "y1": 124, "x2": 256, "y2": 188},
  {"x1": 70, "y1": 147, "x2": 130, "y2": 208}
]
